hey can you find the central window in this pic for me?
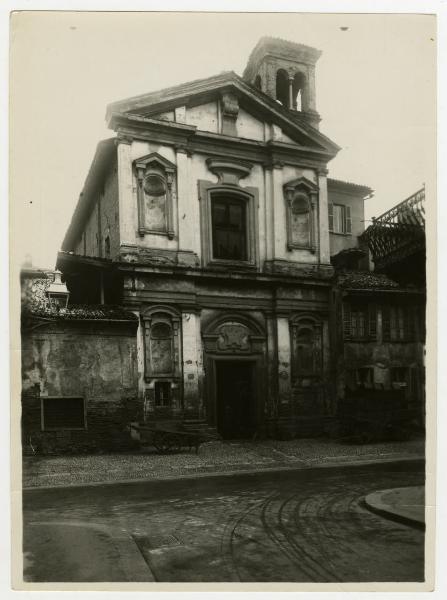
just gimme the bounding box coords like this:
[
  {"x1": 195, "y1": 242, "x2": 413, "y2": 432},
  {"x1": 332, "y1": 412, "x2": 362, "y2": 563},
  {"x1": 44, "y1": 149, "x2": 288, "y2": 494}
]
[{"x1": 211, "y1": 196, "x2": 247, "y2": 261}]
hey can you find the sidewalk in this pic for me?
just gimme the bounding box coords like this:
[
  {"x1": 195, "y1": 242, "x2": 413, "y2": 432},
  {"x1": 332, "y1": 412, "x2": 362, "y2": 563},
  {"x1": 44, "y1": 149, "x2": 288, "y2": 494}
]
[
  {"x1": 22, "y1": 437, "x2": 425, "y2": 489},
  {"x1": 364, "y1": 486, "x2": 425, "y2": 528}
]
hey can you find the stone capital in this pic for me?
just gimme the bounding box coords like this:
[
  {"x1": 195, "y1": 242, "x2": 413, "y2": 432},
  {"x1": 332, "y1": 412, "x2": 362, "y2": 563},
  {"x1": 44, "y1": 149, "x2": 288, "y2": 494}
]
[
  {"x1": 115, "y1": 133, "x2": 133, "y2": 146},
  {"x1": 175, "y1": 143, "x2": 193, "y2": 157},
  {"x1": 317, "y1": 166, "x2": 329, "y2": 176}
]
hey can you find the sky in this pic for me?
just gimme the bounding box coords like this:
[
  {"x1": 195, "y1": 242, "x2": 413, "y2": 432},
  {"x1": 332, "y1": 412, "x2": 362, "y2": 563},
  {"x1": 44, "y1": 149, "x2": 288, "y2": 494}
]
[{"x1": 10, "y1": 11, "x2": 436, "y2": 269}]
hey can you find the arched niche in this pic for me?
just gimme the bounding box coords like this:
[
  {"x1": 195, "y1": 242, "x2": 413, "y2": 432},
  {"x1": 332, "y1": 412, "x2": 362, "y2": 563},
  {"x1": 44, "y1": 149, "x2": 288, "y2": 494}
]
[
  {"x1": 283, "y1": 176, "x2": 319, "y2": 252},
  {"x1": 290, "y1": 314, "x2": 323, "y2": 380},
  {"x1": 134, "y1": 153, "x2": 176, "y2": 239},
  {"x1": 141, "y1": 305, "x2": 181, "y2": 381}
]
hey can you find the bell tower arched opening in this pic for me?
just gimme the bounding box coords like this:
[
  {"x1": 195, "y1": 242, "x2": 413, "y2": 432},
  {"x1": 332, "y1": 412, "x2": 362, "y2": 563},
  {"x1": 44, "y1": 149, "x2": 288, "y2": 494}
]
[{"x1": 275, "y1": 69, "x2": 290, "y2": 107}]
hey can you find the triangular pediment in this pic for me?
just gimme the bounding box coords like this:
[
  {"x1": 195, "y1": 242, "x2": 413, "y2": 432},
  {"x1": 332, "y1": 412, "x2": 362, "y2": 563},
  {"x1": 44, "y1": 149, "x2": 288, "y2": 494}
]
[{"x1": 106, "y1": 72, "x2": 339, "y2": 157}]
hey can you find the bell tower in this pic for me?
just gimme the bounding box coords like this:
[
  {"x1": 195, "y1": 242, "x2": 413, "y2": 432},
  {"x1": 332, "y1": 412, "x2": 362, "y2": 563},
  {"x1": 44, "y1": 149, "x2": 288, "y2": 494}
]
[{"x1": 243, "y1": 37, "x2": 321, "y2": 128}]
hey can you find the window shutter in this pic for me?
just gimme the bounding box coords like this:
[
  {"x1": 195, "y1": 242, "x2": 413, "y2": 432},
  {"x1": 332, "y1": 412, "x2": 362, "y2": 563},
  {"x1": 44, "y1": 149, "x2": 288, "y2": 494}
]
[
  {"x1": 368, "y1": 304, "x2": 377, "y2": 339},
  {"x1": 328, "y1": 203, "x2": 334, "y2": 232},
  {"x1": 345, "y1": 205, "x2": 352, "y2": 234},
  {"x1": 343, "y1": 302, "x2": 351, "y2": 339}
]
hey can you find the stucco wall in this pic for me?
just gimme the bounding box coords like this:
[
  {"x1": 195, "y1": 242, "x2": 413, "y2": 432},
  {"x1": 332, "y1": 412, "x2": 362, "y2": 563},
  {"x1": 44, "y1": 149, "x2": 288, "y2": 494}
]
[
  {"x1": 328, "y1": 188, "x2": 365, "y2": 256},
  {"x1": 21, "y1": 321, "x2": 139, "y2": 453},
  {"x1": 120, "y1": 134, "x2": 329, "y2": 268}
]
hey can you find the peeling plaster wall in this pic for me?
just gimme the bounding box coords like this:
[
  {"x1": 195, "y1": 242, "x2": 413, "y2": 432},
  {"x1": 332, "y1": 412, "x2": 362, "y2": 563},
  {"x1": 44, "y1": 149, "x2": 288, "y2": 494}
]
[
  {"x1": 236, "y1": 108, "x2": 265, "y2": 141},
  {"x1": 21, "y1": 321, "x2": 139, "y2": 453},
  {"x1": 186, "y1": 102, "x2": 219, "y2": 133}
]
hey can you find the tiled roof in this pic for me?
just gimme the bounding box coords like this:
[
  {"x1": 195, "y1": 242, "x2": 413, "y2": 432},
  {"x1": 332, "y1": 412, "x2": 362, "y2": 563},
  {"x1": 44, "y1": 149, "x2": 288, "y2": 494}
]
[
  {"x1": 337, "y1": 270, "x2": 401, "y2": 290},
  {"x1": 21, "y1": 276, "x2": 137, "y2": 322},
  {"x1": 24, "y1": 304, "x2": 138, "y2": 322},
  {"x1": 327, "y1": 178, "x2": 373, "y2": 196}
]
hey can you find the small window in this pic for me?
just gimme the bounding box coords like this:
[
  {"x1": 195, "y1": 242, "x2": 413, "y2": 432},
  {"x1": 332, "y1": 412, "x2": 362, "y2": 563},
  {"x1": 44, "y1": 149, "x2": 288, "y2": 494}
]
[
  {"x1": 329, "y1": 204, "x2": 352, "y2": 234},
  {"x1": 42, "y1": 397, "x2": 85, "y2": 430},
  {"x1": 211, "y1": 196, "x2": 247, "y2": 261},
  {"x1": 343, "y1": 303, "x2": 377, "y2": 340},
  {"x1": 154, "y1": 382, "x2": 171, "y2": 408},
  {"x1": 382, "y1": 306, "x2": 415, "y2": 342}
]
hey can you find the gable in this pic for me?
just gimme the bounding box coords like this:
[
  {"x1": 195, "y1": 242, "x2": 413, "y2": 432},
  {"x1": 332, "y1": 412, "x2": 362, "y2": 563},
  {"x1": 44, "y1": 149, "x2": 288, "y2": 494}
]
[
  {"x1": 106, "y1": 72, "x2": 340, "y2": 156},
  {"x1": 136, "y1": 99, "x2": 324, "y2": 148}
]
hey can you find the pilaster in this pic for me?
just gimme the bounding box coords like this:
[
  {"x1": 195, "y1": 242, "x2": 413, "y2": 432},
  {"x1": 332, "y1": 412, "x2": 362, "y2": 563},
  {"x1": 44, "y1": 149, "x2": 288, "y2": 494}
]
[
  {"x1": 272, "y1": 162, "x2": 286, "y2": 259},
  {"x1": 277, "y1": 315, "x2": 292, "y2": 411},
  {"x1": 175, "y1": 146, "x2": 195, "y2": 252},
  {"x1": 317, "y1": 168, "x2": 331, "y2": 264},
  {"x1": 116, "y1": 135, "x2": 135, "y2": 246},
  {"x1": 181, "y1": 310, "x2": 203, "y2": 419}
]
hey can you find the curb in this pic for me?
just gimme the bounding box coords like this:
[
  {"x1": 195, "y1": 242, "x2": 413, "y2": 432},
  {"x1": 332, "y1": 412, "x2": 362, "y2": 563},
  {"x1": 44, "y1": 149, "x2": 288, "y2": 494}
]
[
  {"x1": 22, "y1": 454, "x2": 425, "y2": 492},
  {"x1": 364, "y1": 487, "x2": 425, "y2": 530},
  {"x1": 27, "y1": 520, "x2": 155, "y2": 581}
]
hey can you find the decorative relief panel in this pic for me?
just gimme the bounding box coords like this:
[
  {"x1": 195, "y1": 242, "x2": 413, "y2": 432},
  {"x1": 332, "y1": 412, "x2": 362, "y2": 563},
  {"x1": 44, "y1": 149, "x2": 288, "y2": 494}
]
[
  {"x1": 216, "y1": 322, "x2": 251, "y2": 353},
  {"x1": 203, "y1": 315, "x2": 265, "y2": 355}
]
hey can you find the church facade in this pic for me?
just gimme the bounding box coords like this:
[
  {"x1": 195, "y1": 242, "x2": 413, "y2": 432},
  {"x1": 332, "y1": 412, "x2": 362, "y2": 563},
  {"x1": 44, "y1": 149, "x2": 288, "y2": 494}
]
[{"x1": 49, "y1": 37, "x2": 421, "y2": 443}]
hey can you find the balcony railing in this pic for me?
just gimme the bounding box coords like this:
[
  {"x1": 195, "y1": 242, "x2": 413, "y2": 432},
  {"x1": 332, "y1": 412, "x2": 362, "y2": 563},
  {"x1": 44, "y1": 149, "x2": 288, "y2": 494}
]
[{"x1": 361, "y1": 187, "x2": 425, "y2": 269}]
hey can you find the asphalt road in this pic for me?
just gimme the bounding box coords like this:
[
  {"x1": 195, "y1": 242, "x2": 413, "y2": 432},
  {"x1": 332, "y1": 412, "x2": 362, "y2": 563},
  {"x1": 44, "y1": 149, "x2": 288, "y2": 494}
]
[{"x1": 22, "y1": 460, "x2": 425, "y2": 583}]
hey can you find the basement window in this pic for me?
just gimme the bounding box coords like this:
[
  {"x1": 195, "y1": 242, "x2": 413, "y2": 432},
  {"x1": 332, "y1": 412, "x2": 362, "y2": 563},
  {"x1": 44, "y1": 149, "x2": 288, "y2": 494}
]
[
  {"x1": 154, "y1": 382, "x2": 171, "y2": 408},
  {"x1": 41, "y1": 397, "x2": 86, "y2": 430}
]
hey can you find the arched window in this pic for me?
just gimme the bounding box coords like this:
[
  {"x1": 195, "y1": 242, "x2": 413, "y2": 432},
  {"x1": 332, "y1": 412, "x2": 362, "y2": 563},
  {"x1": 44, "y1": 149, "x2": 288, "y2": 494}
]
[
  {"x1": 293, "y1": 72, "x2": 305, "y2": 111},
  {"x1": 254, "y1": 74, "x2": 262, "y2": 90},
  {"x1": 275, "y1": 69, "x2": 289, "y2": 107}
]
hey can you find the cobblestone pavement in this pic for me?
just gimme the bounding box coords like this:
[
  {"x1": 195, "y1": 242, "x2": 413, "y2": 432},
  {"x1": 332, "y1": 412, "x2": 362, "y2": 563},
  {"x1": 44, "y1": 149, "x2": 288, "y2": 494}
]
[
  {"x1": 23, "y1": 462, "x2": 425, "y2": 582},
  {"x1": 22, "y1": 437, "x2": 425, "y2": 489}
]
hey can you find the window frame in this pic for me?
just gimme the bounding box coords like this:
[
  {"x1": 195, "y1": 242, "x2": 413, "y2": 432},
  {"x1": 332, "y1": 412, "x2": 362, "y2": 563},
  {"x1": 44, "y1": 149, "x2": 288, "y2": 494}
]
[
  {"x1": 154, "y1": 381, "x2": 172, "y2": 408},
  {"x1": 382, "y1": 304, "x2": 417, "y2": 342},
  {"x1": 329, "y1": 203, "x2": 352, "y2": 235},
  {"x1": 343, "y1": 301, "x2": 377, "y2": 341},
  {"x1": 199, "y1": 181, "x2": 259, "y2": 269},
  {"x1": 211, "y1": 194, "x2": 248, "y2": 261},
  {"x1": 41, "y1": 396, "x2": 87, "y2": 431}
]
